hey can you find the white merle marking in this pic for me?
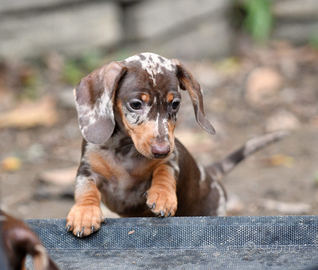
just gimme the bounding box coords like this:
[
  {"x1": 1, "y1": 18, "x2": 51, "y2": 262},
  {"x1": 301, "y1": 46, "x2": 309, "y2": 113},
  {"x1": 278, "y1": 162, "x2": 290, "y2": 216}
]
[
  {"x1": 75, "y1": 175, "x2": 95, "y2": 196},
  {"x1": 211, "y1": 181, "x2": 226, "y2": 216},
  {"x1": 76, "y1": 106, "x2": 98, "y2": 137},
  {"x1": 166, "y1": 150, "x2": 180, "y2": 179},
  {"x1": 122, "y1": 104, "x2": 152, "y2": 126},
  {"x1": 155, "y1": 112, "x2": 160, "y2": 136},
  {"x1": 197, "y1": 163, "x2": 206, "y2": 182},
  {"x1": 123, "y1": 107, "x2": 140, "y2": 125},
  {"x1": 75, "y1": 80, "x2": 115, "y2": 137},
  {"x1": 99, "y1": 90, "x2": 115, "y2": 122},
  {"x1": 155, "y1": 112, "x2": 169, "y2": 140},
  {"x1": 125, "y1": 53, "x2": 176, "y2": 86},
  {"x1": 199, "y1": 86, "x2": 204, "y2": 96},
  {"x1": 162, "y1": 118, "x2": 168, "y2": 133},
  {"x1": 220, "y1": 159, "x2": 235, "y2": 176}
]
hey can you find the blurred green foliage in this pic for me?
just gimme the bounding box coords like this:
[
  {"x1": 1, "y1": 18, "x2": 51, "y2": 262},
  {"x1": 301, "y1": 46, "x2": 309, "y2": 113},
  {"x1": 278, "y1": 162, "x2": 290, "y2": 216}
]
[
  {"x1": 63, "y1": 50, "x2": 104, "y2": 86},
  {"x1": 242, "y1": 0, "x2": 274, "y2": 44},
  {"x1": 309, "y1": 34, "x2": 318, "y2": 50},
  {"x1": 315, "y1": 170, "x2": 318, "y2": 185},
  {"x1": 63, "y1": 60, "x2": 85, "y2": 86},
  {"x1": 20, "y1": 69, "x2": 40, "y2": 101}
]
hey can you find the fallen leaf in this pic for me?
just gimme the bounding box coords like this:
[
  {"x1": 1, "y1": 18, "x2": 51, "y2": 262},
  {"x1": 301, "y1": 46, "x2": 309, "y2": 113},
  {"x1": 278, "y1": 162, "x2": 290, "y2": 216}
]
[
  {"x1": 35, "y1": 184, "x2": 74, "y2": 200},
  {"x1": 310, "y1": 115, "x2": 318, "y2": 128},
  {"x1": 214, "y1": 57, "x2": 241, "y2": 75},
  {"x1": 0, "y1": 95, "x2": 58, "y2": 129},
  {"x1": 1, "y1": 156, "x2": 22, "y2": 172},
  {"x1": 262, "y1": 154, "x2": 295, "y2": 168},
  {"x1": 265, "y1": 110, "x2": 300, "y2": 132},
  {"x1": 260, "y1": 199, "x2": 311, "y2": 215},
  {"x1": 245, "y1": 67, "x2": 283, "y2": 106},
  {"x1": 39, "y1": 167, "x2": 78, "y2": 186}
]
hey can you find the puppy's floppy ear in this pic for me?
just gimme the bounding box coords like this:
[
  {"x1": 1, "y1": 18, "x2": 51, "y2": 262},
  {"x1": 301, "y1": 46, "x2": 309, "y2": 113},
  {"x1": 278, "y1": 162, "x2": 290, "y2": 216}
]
[
  {"x1": 171, "y1": 59, "x2": 215, "y2": 135},
  {"x1": 74, "y1": 62, "x2": 127, "y2": 144}
]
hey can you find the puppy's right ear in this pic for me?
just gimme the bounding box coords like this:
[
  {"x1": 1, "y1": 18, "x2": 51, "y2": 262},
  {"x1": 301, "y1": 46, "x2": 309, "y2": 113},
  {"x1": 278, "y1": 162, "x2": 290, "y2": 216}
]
[{"x1": 74, "y1": 62, "x2": 127, "y2": 144}]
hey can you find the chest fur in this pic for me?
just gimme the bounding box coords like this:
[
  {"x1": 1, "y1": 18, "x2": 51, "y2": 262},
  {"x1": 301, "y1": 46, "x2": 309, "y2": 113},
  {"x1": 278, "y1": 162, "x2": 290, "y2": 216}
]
[{"x1": 84, "y1": 142, "x2": 159, "y2": 213}]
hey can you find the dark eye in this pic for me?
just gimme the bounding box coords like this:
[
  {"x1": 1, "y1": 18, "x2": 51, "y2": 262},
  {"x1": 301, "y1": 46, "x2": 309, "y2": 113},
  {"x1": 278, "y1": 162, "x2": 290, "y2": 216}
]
[
  {"x1": 171, "y1": 99, "x2": 181, "y2": 111},
  {"x1": 129, "y1": 100, "x2": 142, "y2": 111}
]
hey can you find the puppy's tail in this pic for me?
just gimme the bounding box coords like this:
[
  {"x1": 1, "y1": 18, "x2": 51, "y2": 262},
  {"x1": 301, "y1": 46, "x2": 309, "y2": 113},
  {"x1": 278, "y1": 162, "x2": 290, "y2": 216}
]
[{"x1": 206, "y1": 130, "x2": 289, "y2": 181}]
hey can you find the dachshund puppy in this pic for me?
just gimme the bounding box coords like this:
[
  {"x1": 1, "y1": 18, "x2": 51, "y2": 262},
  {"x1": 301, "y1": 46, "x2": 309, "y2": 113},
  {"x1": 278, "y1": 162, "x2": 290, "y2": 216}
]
[{"x1": 66, "y1": 53, "x2": 287, "y2": 237}]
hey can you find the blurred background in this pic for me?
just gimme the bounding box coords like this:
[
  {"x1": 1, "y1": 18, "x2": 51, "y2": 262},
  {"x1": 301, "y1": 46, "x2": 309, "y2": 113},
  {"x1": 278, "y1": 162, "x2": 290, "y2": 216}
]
[{"x1": 0, "y1": 0, "x2": 317, "y2": 219}]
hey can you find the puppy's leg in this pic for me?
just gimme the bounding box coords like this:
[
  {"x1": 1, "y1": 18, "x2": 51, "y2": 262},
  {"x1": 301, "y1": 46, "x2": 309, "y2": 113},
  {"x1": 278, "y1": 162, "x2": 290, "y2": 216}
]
[
  {"x1": 145, "y1": 164, "x2": 177, "y2": 217},
  {"x1": 66, "y1": 178, "x2": 104, "y2": 237}
]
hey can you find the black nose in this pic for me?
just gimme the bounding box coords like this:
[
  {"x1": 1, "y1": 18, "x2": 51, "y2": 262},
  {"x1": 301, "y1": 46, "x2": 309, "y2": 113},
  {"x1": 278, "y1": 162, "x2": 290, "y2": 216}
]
[{"x1": 151, "y1": 143, "x2": 170, "y2": 158}]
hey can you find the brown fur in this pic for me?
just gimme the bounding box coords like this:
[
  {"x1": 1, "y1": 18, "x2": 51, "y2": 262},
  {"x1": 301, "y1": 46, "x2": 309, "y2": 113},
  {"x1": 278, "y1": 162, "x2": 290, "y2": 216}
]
[
  {"x1": 0, "y1": 210, "x2": 59, "y2": 270},
  {"x1": 66, "y1": 53, "x2": 223, "y2": 237},
  {"x1": 146, "y1": 164, "x2": 178, "y2": 217},
  {"x1": 66, "y1": 53, "x2": 285, "y2": 238}
]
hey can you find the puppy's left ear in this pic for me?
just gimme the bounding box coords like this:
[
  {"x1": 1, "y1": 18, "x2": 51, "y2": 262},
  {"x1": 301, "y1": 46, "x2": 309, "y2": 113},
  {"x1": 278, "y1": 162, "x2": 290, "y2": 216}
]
[
  {"x1": 171, "y1": 59, "x2": 215, "y2": 135},
  {"x1": 74, "y1": 62, "x2": 127, "y2": 144}
]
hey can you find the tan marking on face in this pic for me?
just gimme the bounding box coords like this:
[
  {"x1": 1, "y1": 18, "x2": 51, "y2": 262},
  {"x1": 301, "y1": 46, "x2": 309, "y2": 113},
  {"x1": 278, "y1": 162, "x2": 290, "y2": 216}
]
[
  {"x1": 117, "y1": 100, "x2": 177, "y2": 159},
  {"x1": 167, "y1": 93, "x2": 174, "y2": 103},
  {"x1": 129, "y1": 121, "x2": 158, "y2": 158},
  {"x1": 167, "y1": 121, "x2": 176, "y2": 150},
  {"x1": 116, "y1": 101, "x2": 155, "y2": 158},
  {"x1": 130, "y1": 121, "x2": 176, "y2": 159},
  {"x1": 141, "y1": 93, "x2": 149, "y2": 103}
]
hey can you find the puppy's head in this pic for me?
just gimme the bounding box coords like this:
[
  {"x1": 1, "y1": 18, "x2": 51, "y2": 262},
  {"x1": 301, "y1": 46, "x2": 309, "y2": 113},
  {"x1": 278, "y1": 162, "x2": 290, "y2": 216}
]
[{"x1": 74, "y1": 53, "x2": 215, "y2": 159}]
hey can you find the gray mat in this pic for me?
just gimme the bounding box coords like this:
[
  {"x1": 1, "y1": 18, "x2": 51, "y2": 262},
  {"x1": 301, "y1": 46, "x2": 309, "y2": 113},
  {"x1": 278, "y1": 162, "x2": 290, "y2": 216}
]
[{"x1": 25, "y1": 216, "x2": 318, "y2": 269}]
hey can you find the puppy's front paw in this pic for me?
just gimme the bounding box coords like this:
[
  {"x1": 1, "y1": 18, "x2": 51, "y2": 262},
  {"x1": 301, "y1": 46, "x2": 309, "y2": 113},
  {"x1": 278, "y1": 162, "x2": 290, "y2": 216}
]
[
  {"x1": 146, "y1": 187, "x2": 177, "y2": 217},
  {"x1": 66, "y1": 204, "x2": 105, "y2": 237}
]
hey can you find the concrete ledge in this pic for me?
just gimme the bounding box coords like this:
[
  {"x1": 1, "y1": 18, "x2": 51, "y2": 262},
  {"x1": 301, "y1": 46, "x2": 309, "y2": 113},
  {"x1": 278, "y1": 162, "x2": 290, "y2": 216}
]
[{"x1": 25, "y1": 216, "x2": 318, "y2": 269}]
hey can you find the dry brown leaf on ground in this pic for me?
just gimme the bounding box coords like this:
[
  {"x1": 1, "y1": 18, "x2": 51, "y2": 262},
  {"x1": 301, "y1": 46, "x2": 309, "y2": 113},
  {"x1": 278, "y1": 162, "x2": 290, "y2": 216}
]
[
  {"x1": 310, "y1": 115, "x2": 318, "y2": 128},
  {"x1": 1, "y1": 156, "x2": 22, "y2": 172},
  {"x1": 39, "y1": 167, "x2": 78, "y2": 186},
  {"x1": 265, "y1": 110, "x2": 300, "y2": 132},
  {"x1": 260, "y1": 198, "x2": 312, "y2": 215},
  {"x1": 35, "y1": 167, "x2": 77, "y2": 200},
  {"x1": 261, "y1": 154, "x2": 295, "y2": 168},
  {"x1": 245, "y1": 67, "x2": 283, "y2": 106},
  {"x1": 0, "y1": 95, "x2": 58, "y2": 129}
]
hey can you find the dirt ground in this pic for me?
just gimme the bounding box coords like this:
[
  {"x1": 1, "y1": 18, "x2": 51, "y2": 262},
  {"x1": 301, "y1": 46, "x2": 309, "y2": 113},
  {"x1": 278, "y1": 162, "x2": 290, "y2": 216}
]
[{"x1": 0, "y1": 42, "x2": 318, "y2": 220}]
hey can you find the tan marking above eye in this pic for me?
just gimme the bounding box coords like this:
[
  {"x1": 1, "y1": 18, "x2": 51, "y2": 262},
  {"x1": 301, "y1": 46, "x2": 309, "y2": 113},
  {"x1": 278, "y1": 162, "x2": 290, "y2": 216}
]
[
  {"x1": 141, "y1": 94, "x2": 149, "y2": 102},
  {"x1": 167, "y1": 93, "x2": 174, "y2": 103}
]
